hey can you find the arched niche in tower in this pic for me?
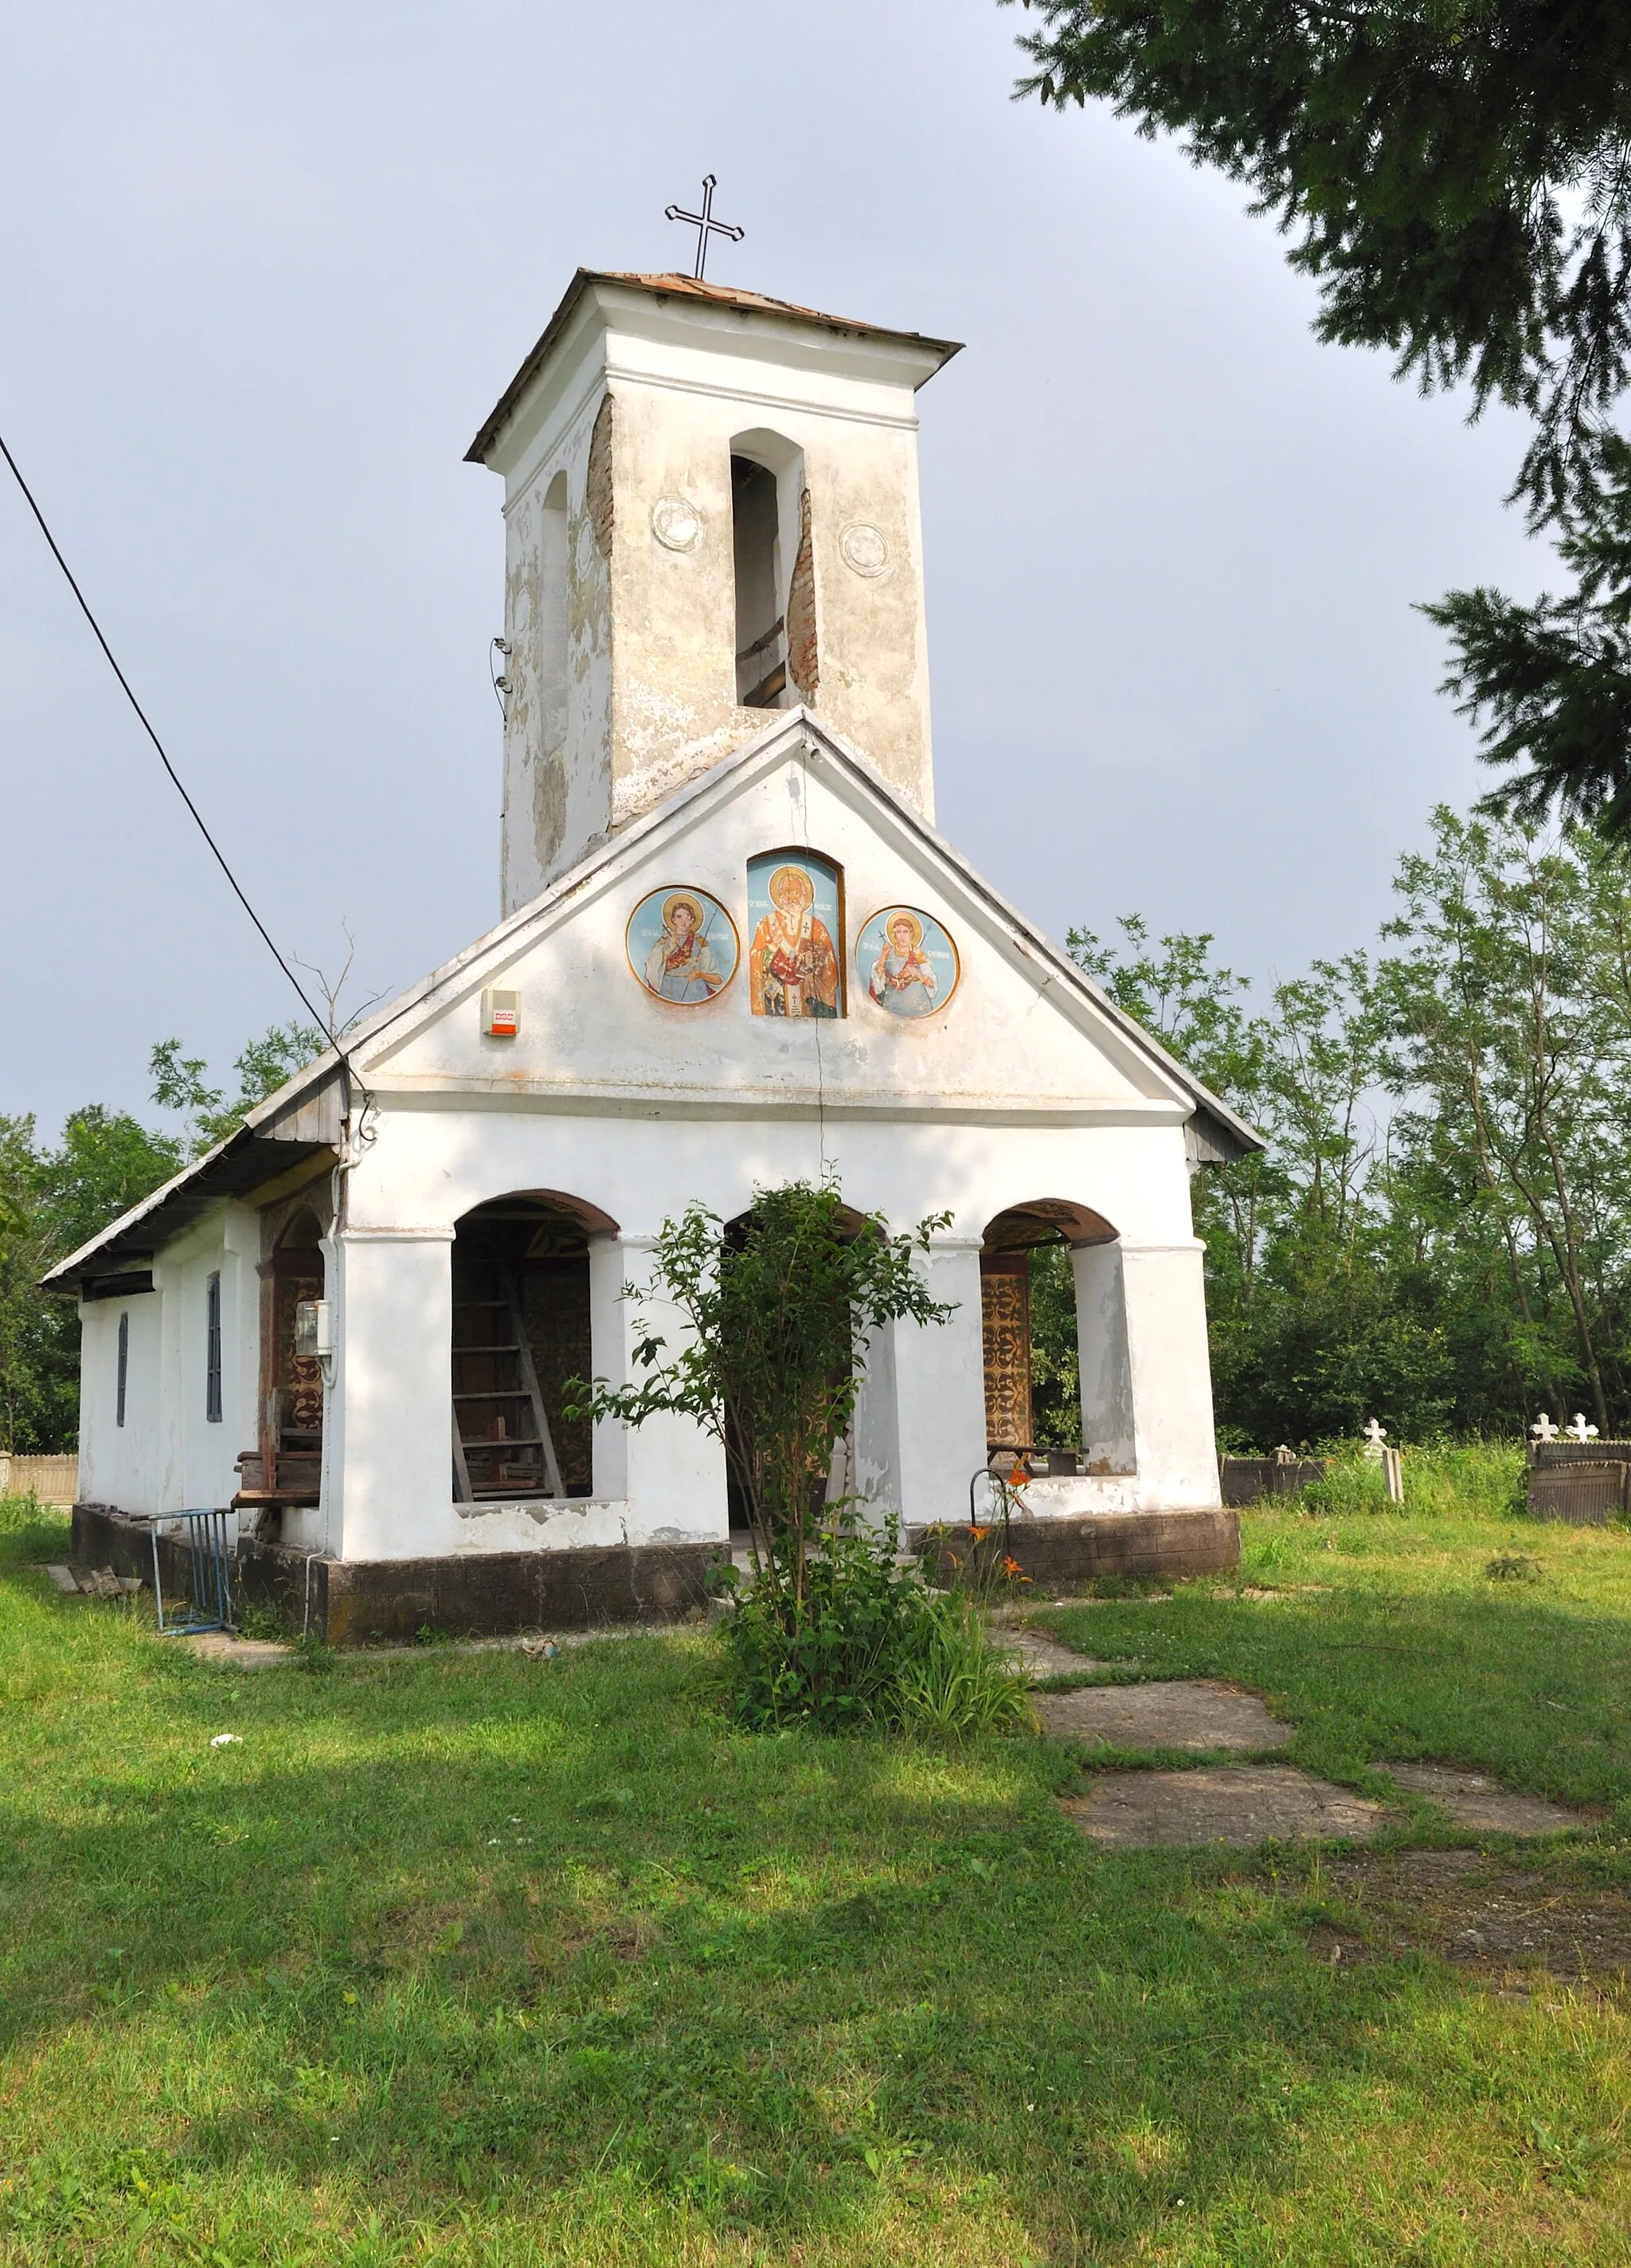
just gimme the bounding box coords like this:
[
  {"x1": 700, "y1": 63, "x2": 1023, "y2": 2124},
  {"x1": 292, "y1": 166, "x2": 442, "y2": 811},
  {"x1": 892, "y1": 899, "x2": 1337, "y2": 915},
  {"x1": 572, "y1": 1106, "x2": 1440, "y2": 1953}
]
[
  {"x1": 729, "y1": 429, "x2": 812, "y2": 709},
  {"x1": 537, "y1": 469, "x2": 569, "y2": 764}
]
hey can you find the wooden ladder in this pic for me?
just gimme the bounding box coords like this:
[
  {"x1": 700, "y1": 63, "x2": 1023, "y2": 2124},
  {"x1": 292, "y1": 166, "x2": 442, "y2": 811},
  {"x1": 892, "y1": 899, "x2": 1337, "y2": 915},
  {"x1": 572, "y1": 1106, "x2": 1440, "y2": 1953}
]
[{"x1": 450, "y1": 1253, "x2": 564, "y2": 1502}]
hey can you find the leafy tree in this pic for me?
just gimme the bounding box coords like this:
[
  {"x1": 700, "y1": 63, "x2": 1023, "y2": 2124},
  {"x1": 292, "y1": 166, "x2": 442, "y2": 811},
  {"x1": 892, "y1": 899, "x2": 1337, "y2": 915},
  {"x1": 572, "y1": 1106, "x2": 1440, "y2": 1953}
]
[
  {"x1": 572, "y1": 1182, "x2": 952, "y2": 1598},
  {"x1": 1027, "y1": 1244, "x2": 1081, "y2": 1447},
  {"x1": 1075, "y1": 808, "x2": 1631, "y2": 1443},
  {"x1": 568, "y1": 1181, "x2": 967, "y2": 1726},
  {"x1": 1378, "y1": 804, "x2": 1631, "y2": 1429},
  {"x1": 1007, "y1": 0, "x2": 1631, "y2": 832},
  {"x1": 1, "y1": 1022, "x2": 325, "y2": 1452},
  {"x1": 150, "y1": 1021, "x2": 324, "y2": 1157},
  {"x1": 0, "y1": 1109, "x2": 181, "y2": 1451}
]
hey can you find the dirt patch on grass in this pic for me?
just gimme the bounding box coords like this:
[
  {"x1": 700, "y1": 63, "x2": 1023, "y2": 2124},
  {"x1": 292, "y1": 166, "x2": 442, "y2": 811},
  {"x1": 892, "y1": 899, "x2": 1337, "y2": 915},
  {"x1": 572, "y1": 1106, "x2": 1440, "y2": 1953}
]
[{"x1": 1315, "y1": 1848, "x2": 1631, "y2": 1983}]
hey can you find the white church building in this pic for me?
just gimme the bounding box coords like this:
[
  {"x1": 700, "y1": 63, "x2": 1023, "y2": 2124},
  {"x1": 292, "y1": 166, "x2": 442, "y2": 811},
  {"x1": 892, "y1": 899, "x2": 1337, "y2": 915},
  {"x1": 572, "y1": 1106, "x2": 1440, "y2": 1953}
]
[{"x1": 53, "y1": 270, "x2": 1259, "y2": 1640}]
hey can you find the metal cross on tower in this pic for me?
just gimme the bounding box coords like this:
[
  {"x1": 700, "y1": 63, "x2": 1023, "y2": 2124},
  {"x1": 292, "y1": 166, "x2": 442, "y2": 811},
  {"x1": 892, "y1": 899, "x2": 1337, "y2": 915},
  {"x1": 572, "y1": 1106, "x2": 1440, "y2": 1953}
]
[{"x1": 664, "y1": 174, "x2": 745, "y2": 281}]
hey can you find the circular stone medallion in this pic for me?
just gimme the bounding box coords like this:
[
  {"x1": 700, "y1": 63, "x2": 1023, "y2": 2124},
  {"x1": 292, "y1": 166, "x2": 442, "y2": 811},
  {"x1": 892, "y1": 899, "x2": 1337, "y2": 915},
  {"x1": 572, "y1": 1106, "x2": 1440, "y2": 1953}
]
[
  {"x1": 839, "y1": 521, "x2": 890, "y2": 578},
  {"x1": 651, "y1": 494, "x2": 704, "y2": 553}
]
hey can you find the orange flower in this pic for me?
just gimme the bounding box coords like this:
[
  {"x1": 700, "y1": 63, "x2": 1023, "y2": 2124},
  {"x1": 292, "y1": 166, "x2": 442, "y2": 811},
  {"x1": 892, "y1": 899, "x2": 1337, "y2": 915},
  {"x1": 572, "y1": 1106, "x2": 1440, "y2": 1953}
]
[{"x1": 970, "y1": 1525, "x2": 991, "y2": 1545}]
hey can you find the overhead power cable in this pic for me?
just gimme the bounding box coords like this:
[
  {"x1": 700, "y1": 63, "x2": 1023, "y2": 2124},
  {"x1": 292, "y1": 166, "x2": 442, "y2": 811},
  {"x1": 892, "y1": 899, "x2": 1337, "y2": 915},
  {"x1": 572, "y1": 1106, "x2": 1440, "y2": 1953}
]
[{"x1": 0, "y1": 426, "x2": 356, "y2": 1083}]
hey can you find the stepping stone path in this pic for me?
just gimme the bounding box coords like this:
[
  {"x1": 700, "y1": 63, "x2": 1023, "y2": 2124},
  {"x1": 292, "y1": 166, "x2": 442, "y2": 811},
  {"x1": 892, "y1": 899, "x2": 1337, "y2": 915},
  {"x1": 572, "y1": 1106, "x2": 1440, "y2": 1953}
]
[
  {"x1": 1002, "y1": 1629, "x2": 1102, "y2": 1681},
  {"x1": 1381, "y1": 1762, "x2": 1590, "y2": 1837},
  {"x1": 1037, "y1": 1679, "x2": 1292, "y2": 1753},
  {"x1": 1065, "y1": 1765, "x2": 1386, "y2": 1848}
]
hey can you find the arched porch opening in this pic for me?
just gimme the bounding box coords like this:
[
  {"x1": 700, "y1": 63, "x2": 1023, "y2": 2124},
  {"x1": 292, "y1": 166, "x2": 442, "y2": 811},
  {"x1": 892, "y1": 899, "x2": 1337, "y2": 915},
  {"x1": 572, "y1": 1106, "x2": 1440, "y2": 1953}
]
[
  {"x1": 450, "y1": 1191, "x2": 618, "y2": 1502},
  {"x1": 718, "y1": 1196, "x2": 882, "y2": 1534},
  {"x1": 980, "y1": 1201, "x2": 1119, "y2": 1471}
]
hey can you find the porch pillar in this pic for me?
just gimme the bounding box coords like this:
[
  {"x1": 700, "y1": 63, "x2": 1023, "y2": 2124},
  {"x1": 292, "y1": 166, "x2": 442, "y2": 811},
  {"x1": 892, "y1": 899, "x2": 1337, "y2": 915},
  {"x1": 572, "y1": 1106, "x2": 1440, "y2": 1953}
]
[
  {"x1": 893, "y1": 1236, "x2": 987, "y2": 1530},
  {"x1": 602, "y1": 1236, "x2": 727, "y2": 1545},
  {"x1": 1119, "y1": 1239, "x2": 1220, "y2": 1510},
  {"x1": 1072, "y1": 1240, "x2": 1135, "y2": 1474},
  {"x1": 327, "y1": 1225, "x2": 456, "y2": 1560}
]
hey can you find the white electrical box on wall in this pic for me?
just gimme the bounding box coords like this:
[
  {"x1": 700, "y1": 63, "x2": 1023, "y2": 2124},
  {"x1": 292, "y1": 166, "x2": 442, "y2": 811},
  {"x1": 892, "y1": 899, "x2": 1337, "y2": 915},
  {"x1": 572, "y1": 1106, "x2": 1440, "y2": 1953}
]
[
  {"x1": 294, "y1": 1299, "x2": 334, "y2": 1361},
  {"x1": 481, "y1": 987, "x2": 519, "y2": 1038}
]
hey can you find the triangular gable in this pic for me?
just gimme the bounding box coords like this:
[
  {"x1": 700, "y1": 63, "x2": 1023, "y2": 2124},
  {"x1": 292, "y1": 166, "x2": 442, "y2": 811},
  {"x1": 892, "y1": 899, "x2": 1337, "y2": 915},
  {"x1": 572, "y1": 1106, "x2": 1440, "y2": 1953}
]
[
  {"x1": 47, "y1": 711, "x2": 1260, "y2": 1288},
  {"x1": 356, "y1": 711, "x2": 1261, "y2": 1147}
]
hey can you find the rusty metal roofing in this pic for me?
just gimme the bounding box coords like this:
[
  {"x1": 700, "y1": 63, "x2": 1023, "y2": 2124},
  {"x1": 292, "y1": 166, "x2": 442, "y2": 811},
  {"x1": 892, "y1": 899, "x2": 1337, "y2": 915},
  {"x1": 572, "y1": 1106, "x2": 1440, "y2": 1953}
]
[{"x1": 465, "y1": 268, "x2": 963, "y2": 465}]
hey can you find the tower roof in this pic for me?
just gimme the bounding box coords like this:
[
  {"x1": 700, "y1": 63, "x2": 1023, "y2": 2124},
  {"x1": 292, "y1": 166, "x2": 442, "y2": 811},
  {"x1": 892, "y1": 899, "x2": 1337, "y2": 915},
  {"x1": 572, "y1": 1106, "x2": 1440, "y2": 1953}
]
[{"x1": 465, "y1": 269, "x2": 963, "y2": 464}]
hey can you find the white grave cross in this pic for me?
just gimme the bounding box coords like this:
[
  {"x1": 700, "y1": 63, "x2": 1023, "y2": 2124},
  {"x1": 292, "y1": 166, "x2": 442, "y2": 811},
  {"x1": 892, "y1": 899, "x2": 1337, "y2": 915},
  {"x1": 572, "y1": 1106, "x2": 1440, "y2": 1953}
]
[
  {"x1": 1361, "y1": 1417, "x2": 1387, "y2": 1462},
  {"x1": 1530, "y1": 1412, "x2": 1560, "y2": 1443},
  {"x1": 1566, "y1": 1412, "x2": 1600, "y2": 1443}
]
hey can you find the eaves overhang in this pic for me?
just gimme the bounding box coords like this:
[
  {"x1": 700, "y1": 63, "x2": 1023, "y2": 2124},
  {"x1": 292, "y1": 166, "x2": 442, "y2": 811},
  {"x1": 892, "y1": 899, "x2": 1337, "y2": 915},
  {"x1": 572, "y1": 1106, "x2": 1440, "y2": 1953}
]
[
  {"x1": 465, "y1": 268, "x2": 964, "y2": 466},
  {"x1": 40, "y1": 1067, "x2": 346, "y2": 1295}
]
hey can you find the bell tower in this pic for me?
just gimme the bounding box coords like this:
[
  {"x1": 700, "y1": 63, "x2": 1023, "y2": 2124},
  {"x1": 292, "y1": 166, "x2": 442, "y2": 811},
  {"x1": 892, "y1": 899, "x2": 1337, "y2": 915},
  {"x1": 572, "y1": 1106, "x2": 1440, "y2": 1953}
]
[{"x1": 467, "y1": 271, "x2": 960, "y2": 915}]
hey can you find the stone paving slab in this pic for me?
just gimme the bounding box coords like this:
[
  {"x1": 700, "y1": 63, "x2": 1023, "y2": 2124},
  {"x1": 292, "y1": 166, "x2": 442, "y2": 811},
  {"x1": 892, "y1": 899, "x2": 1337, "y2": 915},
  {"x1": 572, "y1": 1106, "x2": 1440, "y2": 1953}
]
[
  {"x1": 1038, "y1": 1679, "x2": 1292, "y2": 1752},
  {"x1": 38, "y1": 1564, "x2": 80, "y2": 1594},
  {"x1": 1003, "y1": 1630, "x2": 1102, "y2": 1682},
  {"x1": 1065, "y1": 1765, "x2": 1387, "y2": 1849},
  {"x1": 181, "y1": 1631, "x2": 295, "y2": 1668},
  {"x1": 1380, "y1": 1761, "x2": 1591, "y2": 1837}
]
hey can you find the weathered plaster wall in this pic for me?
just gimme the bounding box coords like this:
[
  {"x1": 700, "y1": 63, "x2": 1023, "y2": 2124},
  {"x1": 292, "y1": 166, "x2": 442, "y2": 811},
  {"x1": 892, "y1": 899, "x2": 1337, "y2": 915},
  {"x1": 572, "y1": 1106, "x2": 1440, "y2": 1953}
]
[{"x1": 485, "y1": 281, "x2": 946, "y2": 913}]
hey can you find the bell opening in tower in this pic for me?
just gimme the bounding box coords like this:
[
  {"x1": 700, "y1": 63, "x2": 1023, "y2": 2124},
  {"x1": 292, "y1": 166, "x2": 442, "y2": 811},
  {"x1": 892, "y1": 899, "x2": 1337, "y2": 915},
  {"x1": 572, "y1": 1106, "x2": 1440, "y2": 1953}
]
[{"x1": 731, "y1": 453, "x2": 788, "y2": 707}]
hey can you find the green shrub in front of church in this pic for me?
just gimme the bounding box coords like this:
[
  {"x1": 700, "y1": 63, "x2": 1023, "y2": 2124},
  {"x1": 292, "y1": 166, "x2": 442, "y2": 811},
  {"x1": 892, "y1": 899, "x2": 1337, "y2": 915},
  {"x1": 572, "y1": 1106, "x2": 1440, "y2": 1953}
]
[
  {"x1": 718, "y1": 1514, "x2": 1034, "y2": 1733},
  {"x1": 569, "y1": 1180, "x2": 1030, "y2": 1729}
]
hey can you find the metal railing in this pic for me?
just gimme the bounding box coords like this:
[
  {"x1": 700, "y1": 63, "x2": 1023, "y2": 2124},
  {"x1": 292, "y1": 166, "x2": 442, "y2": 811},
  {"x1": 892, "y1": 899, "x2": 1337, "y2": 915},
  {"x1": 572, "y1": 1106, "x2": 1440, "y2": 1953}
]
[{"x1": 138, "y1": 1509, "x2": 234, "y2": 1635}]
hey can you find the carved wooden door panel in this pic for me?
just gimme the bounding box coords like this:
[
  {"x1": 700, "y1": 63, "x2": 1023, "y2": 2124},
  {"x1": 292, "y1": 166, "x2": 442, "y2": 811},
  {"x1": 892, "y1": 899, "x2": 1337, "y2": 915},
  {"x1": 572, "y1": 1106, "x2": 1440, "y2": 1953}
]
[
  {"x1": 980, "y1": 1251, "x2": 1032, "y2": 1451},
  {"x1": 260, "y1": 1245, "x2": 325, "y2": 1498}
]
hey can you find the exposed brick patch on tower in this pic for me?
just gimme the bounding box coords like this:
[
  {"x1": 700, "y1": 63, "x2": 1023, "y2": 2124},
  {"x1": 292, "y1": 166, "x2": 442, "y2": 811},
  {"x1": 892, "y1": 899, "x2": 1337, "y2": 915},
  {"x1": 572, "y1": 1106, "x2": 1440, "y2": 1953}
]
[
  {"x1": 787, "y1": 486, "x2": 819, "y2": 701},
  {"x1": 586, "y1": 394, "x2": 614, "y2": 558}
]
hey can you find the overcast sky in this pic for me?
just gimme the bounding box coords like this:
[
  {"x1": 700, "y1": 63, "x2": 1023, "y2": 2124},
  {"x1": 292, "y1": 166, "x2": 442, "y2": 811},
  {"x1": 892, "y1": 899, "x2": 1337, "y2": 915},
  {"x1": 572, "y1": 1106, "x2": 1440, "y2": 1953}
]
[{"x1": 1, "y1": 0, "x2": 1547, "y2": 1137}]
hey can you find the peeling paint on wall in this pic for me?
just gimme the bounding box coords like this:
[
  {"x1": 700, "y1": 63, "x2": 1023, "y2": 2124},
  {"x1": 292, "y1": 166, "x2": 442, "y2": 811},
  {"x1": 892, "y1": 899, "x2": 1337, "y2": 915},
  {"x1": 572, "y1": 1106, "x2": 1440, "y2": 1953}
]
[{"x1": 532, "y1": 750, "x2": 568, "y2": 869}]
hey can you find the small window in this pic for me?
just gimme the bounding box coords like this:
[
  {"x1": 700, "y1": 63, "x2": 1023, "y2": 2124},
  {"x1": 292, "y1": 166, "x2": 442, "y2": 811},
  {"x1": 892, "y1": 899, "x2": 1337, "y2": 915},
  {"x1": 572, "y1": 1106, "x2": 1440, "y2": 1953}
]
[
  {"x1": 115, "y1": 1311, "x2": 129, "y2": 1428},
  {"x1": 205, "y1": 1271, "x2": 223, "y2": 1424}
]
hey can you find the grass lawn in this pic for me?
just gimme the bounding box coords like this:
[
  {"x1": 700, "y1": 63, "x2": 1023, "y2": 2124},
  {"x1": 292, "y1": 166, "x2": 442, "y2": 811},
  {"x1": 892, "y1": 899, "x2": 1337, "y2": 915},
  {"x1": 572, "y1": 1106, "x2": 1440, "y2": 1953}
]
[{"x1": 3, "y1": 1467, "x2": 1631, "y2": 2266}]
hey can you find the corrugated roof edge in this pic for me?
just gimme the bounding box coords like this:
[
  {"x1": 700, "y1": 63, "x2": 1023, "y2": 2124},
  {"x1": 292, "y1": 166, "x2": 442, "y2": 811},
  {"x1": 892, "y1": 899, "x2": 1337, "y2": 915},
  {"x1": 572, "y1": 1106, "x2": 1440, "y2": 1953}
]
[{"x1": 464, "y1": 268, "x2": 964, "y2": 465}]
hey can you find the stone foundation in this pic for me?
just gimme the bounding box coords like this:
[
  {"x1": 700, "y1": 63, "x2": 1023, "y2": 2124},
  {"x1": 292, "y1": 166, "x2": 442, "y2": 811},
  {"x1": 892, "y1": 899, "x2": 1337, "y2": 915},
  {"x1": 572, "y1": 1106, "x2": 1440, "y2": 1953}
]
[
  {"x1": 71, "y1": 1502, "x2": 726, "y2": 1646},
  {"x1": 911, "y1": 1507, "x2": 1238, "y2": 1591},
  {"x1": 72, "y1": 1502, "x2": 195, "y2": 1599}
]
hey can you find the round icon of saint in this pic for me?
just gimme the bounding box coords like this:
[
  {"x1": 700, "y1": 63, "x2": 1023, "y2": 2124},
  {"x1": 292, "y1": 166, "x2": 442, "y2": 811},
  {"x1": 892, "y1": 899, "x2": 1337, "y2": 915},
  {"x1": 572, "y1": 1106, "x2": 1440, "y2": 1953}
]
[
  {"x1": 626, "y1": 887, "x2": 739, "y2": 1005},
  {"x1": 857, "y1": 904, "x2": 959, "y2": 1018}
]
